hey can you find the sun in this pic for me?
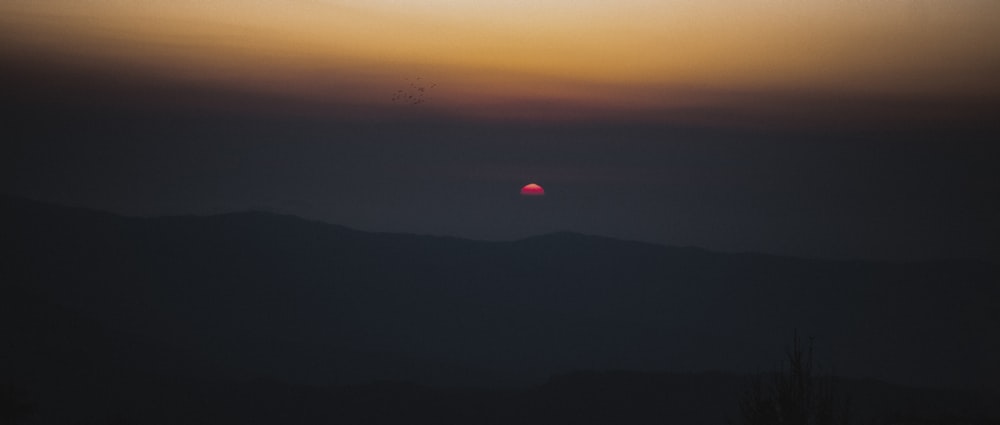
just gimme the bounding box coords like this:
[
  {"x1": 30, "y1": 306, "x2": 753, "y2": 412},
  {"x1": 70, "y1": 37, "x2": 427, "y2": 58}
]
[{"x1": 520, "y1": 183, "x2": 545, "y2": 196}]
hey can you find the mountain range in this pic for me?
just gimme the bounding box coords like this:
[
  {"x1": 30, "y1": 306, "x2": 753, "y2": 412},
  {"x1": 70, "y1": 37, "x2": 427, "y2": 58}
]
[{"x1": 3, "y1": 194, "x2": 999, "y2": 423}]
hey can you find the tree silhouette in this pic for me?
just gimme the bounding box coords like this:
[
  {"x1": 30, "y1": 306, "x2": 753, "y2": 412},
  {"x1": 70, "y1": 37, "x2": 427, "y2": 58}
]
[{"x1": 740, "y1": 332, "x2": 850, "y2": 425}]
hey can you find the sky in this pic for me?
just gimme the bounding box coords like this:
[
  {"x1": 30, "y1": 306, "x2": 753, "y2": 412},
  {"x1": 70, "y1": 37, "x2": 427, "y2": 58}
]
[{"x1": 2, "y1": 0, "x2": 999, "y2": 261}]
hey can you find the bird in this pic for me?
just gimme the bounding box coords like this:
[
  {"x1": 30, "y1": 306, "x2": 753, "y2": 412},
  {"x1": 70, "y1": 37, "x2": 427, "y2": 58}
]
[{"x1": 391, "y1": 77, "x2": 436, "y2": 105}]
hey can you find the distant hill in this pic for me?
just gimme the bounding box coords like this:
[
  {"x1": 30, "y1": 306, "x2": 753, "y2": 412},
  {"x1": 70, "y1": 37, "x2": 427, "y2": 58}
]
[{"x1": 3, "y1": 194, "x2": 999, "y2": 397}]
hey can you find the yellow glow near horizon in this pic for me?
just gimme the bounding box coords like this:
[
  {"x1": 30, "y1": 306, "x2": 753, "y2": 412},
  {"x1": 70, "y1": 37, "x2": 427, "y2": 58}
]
[{"x1": 2, "y1": 0, "x2": 998, "y2": 119}]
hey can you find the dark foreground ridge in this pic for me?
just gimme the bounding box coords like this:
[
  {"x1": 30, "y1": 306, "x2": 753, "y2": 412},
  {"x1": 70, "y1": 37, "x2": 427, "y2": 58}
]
[{"x1": 3, "y1": 195, "x2": 999, "y2": 423}]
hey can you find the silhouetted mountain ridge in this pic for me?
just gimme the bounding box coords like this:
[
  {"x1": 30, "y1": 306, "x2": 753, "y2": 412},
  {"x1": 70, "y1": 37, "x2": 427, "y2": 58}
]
[{"x1": 3, "y1": 194, "x2": 998, "y2": 395}]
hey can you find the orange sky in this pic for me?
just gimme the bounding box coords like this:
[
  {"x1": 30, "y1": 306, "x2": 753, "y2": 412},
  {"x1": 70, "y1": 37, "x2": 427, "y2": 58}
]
[{"x1": 2, "y1": 0, "x2": 998, "y2": 122}]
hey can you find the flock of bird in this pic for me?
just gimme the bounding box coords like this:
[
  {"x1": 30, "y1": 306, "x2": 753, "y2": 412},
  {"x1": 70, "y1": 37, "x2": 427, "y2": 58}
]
[{"x1": 392, "y1": 77, "x2": 436, "y2": 105}]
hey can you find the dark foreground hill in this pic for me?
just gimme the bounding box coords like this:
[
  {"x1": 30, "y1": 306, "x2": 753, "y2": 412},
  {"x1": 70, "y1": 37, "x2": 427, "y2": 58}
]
[{"x1": 3, "y1": 195, "x2": 999, "y2": 423}]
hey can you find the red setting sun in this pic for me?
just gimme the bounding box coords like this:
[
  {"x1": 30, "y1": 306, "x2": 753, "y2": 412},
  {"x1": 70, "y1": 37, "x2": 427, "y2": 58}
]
[{"x1": 520, "y1": 183, "x2": 545, "y2": 196}]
